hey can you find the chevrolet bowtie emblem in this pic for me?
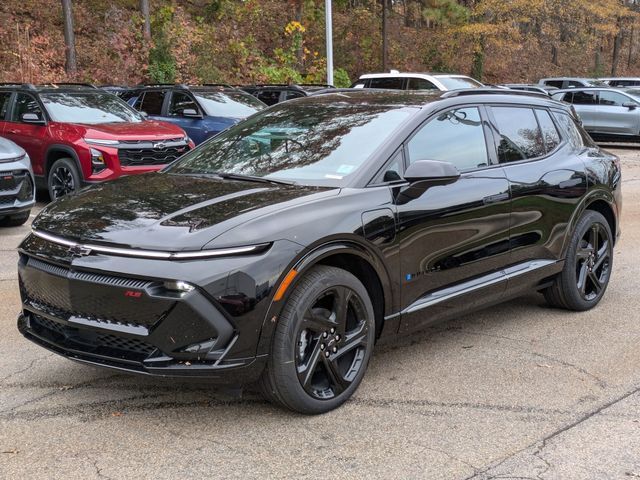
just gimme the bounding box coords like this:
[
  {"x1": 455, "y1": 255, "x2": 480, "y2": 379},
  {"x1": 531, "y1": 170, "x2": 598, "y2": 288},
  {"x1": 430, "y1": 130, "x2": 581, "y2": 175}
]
[{"x1": 69, "y1": 244, "x2": 92, "y2": 257}]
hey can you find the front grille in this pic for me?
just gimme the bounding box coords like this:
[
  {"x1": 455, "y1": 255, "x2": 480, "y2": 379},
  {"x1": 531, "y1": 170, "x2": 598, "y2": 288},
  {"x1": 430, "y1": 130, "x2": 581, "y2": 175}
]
[
  {"x1": 0, "y1": 170, "x2": 33, "y2": 202},
  {"x1": 31, "y1": 314, "x2": 157, "y2": 358},
  {"x1": 118, "y1": 145, "x2": 189, "y2": 166},
  {"x1": 21, "y1": 257, "x2": 168, "y2": 327}
]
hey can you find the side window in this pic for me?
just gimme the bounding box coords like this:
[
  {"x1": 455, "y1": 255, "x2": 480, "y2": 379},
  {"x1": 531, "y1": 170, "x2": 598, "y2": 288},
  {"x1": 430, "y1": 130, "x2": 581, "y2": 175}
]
[
  {"x1": 369, "y1": 78, "x2": 405, "y2": 90},
  {"x1": 599, "y1": 91, "x2": 631, "y2": 106},
  {"x1": 551, "y1": 92, "x2": 569, "y2": 102},
  {"x1": 545, "y1": 80, "x2": 564, "y2": 88},
  {"x1": 139, "y1": 90, "x2": 166, "y2": 115},
  {"x1": 256, "y1": 90, "x2": 280, "y2": 106},
  {"x1": 169, "y1": 92, "x2": 199, "y2": 116},
  {"x1": 567, "y1": 81, "x2": 583, "y2": 88},
  {"x1": 372, "y1": 149, "x2": 404, "y2": 184},
  {"x1": 11, "y1": 93, "x2": 43, "y2": 122},
  {"x1": 407, "y1": 78, "x2": 437, "y2": 90},
  {"x1": 535, "y1": 109, "x2": 561, "y2": 153},
  {"x1": 570, "y1": 90, "x2": 598, "y2": 105},
  {"x1": 0, "y1": 92, "x2": 11, "y2": 119},
  {"x1": 552, "y1": 111, "x2": 585, "y2": 149},
  {"x1": 285, "y1": 90, "x2": 305, "y2": 100},
  {"x1": 492, "y1": 107, "x2": 545, "y2": 162},
  {"x1": 407, "y1": 107, "x2": 488, "y2": 171}
]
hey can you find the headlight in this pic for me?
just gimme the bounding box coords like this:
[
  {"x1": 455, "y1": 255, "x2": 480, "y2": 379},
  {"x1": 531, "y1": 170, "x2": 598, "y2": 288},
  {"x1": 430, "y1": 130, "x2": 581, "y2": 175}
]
[
  {"x1": 90, "y1": 148, "x2": 106, "y2": 173},
  {"x1": 0, "y1": 153, "x2": 26, "y2": 164},
  {"x1": 163, "y1": 280, "x2": 195, "y2": 293},
  {"x1": 84, "y1": 138, "x2": 119, "y2": 146}
]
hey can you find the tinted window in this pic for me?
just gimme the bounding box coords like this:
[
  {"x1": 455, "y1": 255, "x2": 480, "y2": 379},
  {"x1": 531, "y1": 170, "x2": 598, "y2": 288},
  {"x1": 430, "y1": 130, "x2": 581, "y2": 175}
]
[
  {"x1": 41, "y1": 92, "x2": 143, "y2": 124},
  {"x1": 567, "y1": 81, "x2": 584, "y2": 87},
  {"x1": 492, "y1": 107, "x2": 545, "y2": 162},
  {"x1": 167, "y1": 102, "x2": 417, "y2": 186},
  {"x1": 0, "y1": 92, "x2": 11, "y2": 119},
  {"x1": 169, "y1": 92, "x2": 199, "y2": 116},
  {"x1": 599, "y1": 91, "x2": 631, "y2": 106},
  {"x1": 552, "y1": 111, "x2": 584, "y2": 149},
  {"x1": 11, "y1": 93, "x2": 43, "y2": 122},
  {"x1": 139, "y1": 90, "x2": 166, "y2": 115},
  {"x1": 369, "y1": 78, "x2": 405, "y2": 90},
  {"x1": 256, "y1": 90, "x2": 281, "y2": 106},
  {"x1": 373, "y1": 149, "x2": 404, "y2": 184},
  {"x1": 544, "y1": 80, "x2": 564, "y2": 88},
  {"x1": 570, "y1": 91, "x2": 598, "y2": 105},
  {"x1": 535, "y1": 109, "x2": 561, "y2": 153},
  {"x1": 407, "y1": 107, "x2": 488, "y2": 171},
  {"x1": 407, "y1": 78, "x2": 437, "y2": 90},
  {"x1": 284, "y1": 90, "x2": 305, "y2": 100}
]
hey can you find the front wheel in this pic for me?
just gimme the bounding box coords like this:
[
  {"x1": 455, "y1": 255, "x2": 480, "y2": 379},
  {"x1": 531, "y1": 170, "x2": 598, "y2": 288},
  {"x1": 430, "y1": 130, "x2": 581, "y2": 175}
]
[
  {"x1": 260, "y1": 265, "x2": 375, "y2": 414},
  {"x1": 544, "y1": 210, "x2": 613, "y2": 311},
  {"x1": 48, "y1": 158, "x2": 81, "y2": 200}
]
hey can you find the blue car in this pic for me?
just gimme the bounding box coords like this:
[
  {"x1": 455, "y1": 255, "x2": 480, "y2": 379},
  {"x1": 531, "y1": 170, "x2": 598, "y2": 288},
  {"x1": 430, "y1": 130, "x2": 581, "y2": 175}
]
[{"x1": 124, "y1": 85, "x2": 266, "y2": 145}]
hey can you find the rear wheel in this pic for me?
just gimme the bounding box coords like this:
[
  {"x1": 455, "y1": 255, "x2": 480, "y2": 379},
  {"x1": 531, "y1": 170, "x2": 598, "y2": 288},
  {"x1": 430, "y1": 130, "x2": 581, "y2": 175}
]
[
  {"x1": 0, "y1": 210, "x2": 30, "y2": 227},
  {"x1": 544, "y1": 210, "x2": 613, "y2": 311},
  {"x1": 48, "y1": 158, "x2": 81, "y2": 200},
  {"x1": 260, "y1": 265, "x2": 375, "y2": 414}
]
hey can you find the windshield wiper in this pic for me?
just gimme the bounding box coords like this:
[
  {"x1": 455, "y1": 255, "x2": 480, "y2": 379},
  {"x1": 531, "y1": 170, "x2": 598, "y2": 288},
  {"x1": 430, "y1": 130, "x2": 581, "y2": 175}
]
[{"x1": 217, "y1": 172, "x2": 295, "y2": 186}]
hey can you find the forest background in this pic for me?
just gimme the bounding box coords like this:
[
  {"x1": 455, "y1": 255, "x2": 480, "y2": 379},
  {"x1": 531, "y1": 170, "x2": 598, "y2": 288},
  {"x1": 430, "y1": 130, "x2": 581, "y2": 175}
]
[{"x1": 2, "y1": 0, "x2": 640, "y2": 87}]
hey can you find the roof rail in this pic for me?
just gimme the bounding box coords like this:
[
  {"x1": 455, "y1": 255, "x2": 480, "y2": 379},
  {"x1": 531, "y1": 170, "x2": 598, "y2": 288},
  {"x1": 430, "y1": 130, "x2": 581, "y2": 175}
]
[
  {"x1": 41, "y1": 82, "x2": 98, "y2": 89},
  {"x1": 198, "y1": 83, "x2": 234, "y2": 88},
  {"x1": 300, "y1": 83, "x2": 336, "y2": 88},
  {"x1": 441, "y1": 87, "x2": 548, "y2": 98},
  {"x1": 242, "y1": 83, "x2": 304, "y2": 89},
  {"x1": 0, "y1": 82, "x2": 36, "y2": 89}
]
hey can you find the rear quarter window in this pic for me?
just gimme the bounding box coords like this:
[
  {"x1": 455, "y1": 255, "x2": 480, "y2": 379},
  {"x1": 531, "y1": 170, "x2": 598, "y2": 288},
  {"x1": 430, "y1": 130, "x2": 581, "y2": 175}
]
[
  {"x1": 491, "y1": 106, "x2": 546, "y2": 162},
  {"x1": 368, "y1": 78, "x2": 405, "y2": 90}
]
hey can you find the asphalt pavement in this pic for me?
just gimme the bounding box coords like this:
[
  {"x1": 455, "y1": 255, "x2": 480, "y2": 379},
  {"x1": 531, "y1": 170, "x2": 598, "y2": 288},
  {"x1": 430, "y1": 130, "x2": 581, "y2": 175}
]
[{"x1": 1, "y1": 149, "x2": 640, "y2": 479}]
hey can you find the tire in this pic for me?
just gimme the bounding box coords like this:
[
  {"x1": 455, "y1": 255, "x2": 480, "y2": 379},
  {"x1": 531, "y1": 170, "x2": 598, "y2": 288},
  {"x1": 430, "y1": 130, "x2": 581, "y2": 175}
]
[
  {"x1": 48, "y1": 158, "x2": 81, "y2": 200},
  {"x1": 259, "y1": 265, "x2": 376, "y2": 414},
  {"x1": 0, "y1": 210, "x2": 30, "y2": 227},
  {"x1": 544, "y1": 210, "x2": 613, "y2": 311}
]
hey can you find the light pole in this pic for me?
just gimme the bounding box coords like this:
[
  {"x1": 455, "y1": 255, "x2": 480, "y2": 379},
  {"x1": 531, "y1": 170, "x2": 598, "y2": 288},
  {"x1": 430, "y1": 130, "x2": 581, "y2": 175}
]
[{"x1": 325, "y1": 0, "x2": 334, "y2": 86}]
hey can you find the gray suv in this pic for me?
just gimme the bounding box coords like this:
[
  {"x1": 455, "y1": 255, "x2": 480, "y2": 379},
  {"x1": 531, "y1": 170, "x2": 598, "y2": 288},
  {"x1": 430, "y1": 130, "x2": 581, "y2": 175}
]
[
  {"x1": 551, "y1": 87, "x2": 640, "y2": 140},
  {"x1": 0, "y1": 137, "x2": 35, "y2": 226}
]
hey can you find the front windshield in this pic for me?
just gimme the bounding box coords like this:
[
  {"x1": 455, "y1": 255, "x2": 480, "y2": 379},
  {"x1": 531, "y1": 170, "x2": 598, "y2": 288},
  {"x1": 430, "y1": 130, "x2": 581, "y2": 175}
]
[
  {"x1": 437, "y1": 76, "x2": 483, "y2": 90},
  {"x1": 165, "y1": 99, "x2": 417, "y2": 186},
  {"x1": 41, "y1": 92, "x2": 144, "y2": 124},
  {"x1": 193, "y1": 90, "x2": 265, "y2": 118}
]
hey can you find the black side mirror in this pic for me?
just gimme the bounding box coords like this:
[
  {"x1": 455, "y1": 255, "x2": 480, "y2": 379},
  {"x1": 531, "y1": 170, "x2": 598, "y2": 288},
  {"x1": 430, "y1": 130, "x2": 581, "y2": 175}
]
[
  {"x1": 403, "y1": 160, "x2": 461, "y2": 185},
  {"x1": 21, "y1": 113, "x2": 45, "y2": 125},
  {"x1": 622, "y1": 102, "x2": 637, "y2": 110},
  {"x1": 394, "y1": 160, "x2": 461, "y2": 205}
]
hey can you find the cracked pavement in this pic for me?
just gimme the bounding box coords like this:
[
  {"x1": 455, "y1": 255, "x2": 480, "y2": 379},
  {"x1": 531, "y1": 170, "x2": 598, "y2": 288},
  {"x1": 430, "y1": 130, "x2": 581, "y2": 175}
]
[{"x1": 1, "y1": 148, "x2": 640, "y2": 479}]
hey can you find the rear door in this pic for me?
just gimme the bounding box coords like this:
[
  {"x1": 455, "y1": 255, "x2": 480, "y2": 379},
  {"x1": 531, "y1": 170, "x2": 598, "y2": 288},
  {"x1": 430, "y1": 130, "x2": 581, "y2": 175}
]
[
  {"x1": 487, "y1": 105, "x2": 588, "y2": 283},
  {"x1": 3, "y1": 92, "x2": 49, "y2": 176},
  {"x1": 134, "y1": 89, "x2": 168, "y2": 121},
  {"x1": 595, "y1": 90, "x2": 640, "y2": 136}
]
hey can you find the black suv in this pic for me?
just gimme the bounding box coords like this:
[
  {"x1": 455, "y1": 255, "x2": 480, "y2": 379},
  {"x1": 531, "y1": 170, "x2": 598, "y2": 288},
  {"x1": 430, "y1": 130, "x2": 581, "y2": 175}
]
[{"x1": 17, "y1": 89, "x2": 621, "y2": 414}]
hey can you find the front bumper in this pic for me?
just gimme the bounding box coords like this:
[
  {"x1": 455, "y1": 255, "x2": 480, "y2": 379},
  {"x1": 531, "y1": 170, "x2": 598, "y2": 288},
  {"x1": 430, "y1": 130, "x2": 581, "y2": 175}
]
[{"x1": 0, "y1": 169, "x2": 35, "y2": 215}]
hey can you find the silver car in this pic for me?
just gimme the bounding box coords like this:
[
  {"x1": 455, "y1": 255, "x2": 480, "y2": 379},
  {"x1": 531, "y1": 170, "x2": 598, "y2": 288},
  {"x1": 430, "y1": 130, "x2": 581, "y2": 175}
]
[
  {"x1": 551, "y1": 87, "x2": 640, "y2": 139},
  {"x1": 0, "y1": 137, "x2": 35, "y2": 227}
]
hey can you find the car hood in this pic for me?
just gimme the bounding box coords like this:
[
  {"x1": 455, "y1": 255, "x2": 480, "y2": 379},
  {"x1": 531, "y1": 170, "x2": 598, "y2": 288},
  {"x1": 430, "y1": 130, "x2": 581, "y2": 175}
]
[
  {"x1": 0, "y1": 137, "x2": 26, "y2": 161},
  {"x1": 75, "y1": 120, "x2": 186, "y2": 140},
  {"x1": 32, "y1": 173, "x2": 337, "y2": 251}
]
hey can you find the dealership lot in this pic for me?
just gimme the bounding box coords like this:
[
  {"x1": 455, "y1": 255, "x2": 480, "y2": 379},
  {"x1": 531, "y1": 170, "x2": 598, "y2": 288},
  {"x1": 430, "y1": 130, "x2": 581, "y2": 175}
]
[{"x1": 0, "y1": 148, "x2": 638, "y2": 479}]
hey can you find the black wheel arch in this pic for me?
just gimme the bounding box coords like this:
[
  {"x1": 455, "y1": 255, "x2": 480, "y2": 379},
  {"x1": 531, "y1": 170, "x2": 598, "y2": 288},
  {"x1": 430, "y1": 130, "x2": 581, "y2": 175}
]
[
  {"x1": 45, "y1": 145, "x2": 84, "y2": 182},
  {"x1": 256, "y1": 238, "x2": 396, "y2": 356}
]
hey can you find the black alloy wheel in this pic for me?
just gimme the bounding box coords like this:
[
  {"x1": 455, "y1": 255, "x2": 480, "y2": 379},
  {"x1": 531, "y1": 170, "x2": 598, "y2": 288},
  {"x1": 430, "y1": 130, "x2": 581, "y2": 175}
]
[
  {"x1": 544, "y1": 210, "x2": 613, "y2": 311},
  {"x1": 260, "y1": 265, "x2": 375, "y2": 414},
  {"x1": 295, "y1": 286, "x2": 370, "y2": 400},
  {"x1": 575, "y1": 222, "x2": 611, "y2": 301},
  {"x1": 48, "y1": 158, "x2": 80, "y2": 200}
]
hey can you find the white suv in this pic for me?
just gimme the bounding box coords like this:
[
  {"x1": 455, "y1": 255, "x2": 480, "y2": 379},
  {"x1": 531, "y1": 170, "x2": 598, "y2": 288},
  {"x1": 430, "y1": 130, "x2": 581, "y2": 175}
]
[{"x1": 351, "y1": 71, "x2": 483, "y2": 91}]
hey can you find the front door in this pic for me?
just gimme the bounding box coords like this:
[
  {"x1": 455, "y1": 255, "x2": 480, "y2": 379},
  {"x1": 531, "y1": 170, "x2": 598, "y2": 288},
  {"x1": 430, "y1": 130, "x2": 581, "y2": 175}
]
[
  {"x1": 397, "y1": 106, "x2": 511, "y2": 333},
  {"x1": 3, "y1": 93, "x2": 49, "y2": 176},
  {"x1": 595, "y1": 90, "x2": 640, "y2": 136}
]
